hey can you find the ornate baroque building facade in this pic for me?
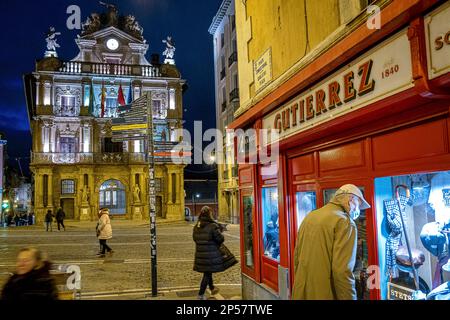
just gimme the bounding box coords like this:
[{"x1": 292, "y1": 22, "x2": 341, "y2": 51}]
[{"x1": 24, "y1": 7, "x2": 186, "y2": 222}]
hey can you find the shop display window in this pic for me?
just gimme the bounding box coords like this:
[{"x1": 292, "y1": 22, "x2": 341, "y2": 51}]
[
  {"x1": 324, "y1": 187, "x2": 370, "y2": 300},
  {"x1": 295, "y1": 191, "x2": 316, "y2": 230},
  {"x1": 261, "y1": 187, "x2": 280, "y2": 261},
  {"x1": 242, "y1": 195, "x2": 255, "y2": 268},
  {"x1": 375, "y1": 171, "x2": 450, "y2": 300}
]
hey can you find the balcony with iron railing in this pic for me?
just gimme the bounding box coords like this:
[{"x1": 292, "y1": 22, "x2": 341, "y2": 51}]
[
  {"x1": 229, "y1": 88, "x2": 239, "y2": 102},
  {"x1": 228, "y1": 52, "x2": 238, "y2": 67},
  {"x1": 40, "y1": 61, "x2": 162, "y2": 78}
]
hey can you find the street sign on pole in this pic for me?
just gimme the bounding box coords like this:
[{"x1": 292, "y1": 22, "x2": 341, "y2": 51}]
[
  {"x1": 113, "y1": 94, "x2": 158, "y2": 296},
  {"x1": 145, "y1": 92, "x2": 158, "y2": 297}
]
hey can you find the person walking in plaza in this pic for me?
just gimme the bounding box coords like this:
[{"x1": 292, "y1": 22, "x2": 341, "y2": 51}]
[
  {"x1": 44, "y1": 210, "x2": 53, "y2": 232},
  {"x1": 1, "y1": 247, "x2": 58, "y2": 301},
  {"x1": 55, "y1": 207, "x2": 66, "y2": 231},
  {"x1": 193, "y1": 206, "x2": 237, "y2": 300},
  {"x1": 96, "y1": 208, "x2": 113, "y2": 257},
  {"x1": 292, "y1": 184, "x2": 371, "y2": 300}
]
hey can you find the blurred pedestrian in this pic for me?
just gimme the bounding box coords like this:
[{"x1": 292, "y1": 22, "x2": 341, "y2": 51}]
[
  {"x1": 45, "y1": 210, "x2": 53, "y2": 232},
  {"x1": 14, "y1": 214, "x2": 20, "y2": 227},
  {"x1": 193, "y1": 206, "x2": 237, "y2": 300},
  {"x1": 28, "y1": 212, "x2": 34, "y2": 226},
  {"x1": 56, "y1": 207, "x2": 66, "y2": 231},
  {"x1": 1, "y1": 247, "x2": 58, "y2": 301},
  {"x1": 292, "y1": 184, "x2": 370, "y2": 300},
  {"x1": 96, "y1": 208, "x2": 113, "y2": 257}
]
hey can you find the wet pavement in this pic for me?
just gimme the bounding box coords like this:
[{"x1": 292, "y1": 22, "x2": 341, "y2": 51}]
[{"x1": 0, "y1": 219, "x2": 242, "y2": 300}]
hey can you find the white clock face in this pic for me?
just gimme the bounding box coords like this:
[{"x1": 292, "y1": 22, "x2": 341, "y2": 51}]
[{"x1": 106, "y1": 38, "x2": 119, "y2": 51}]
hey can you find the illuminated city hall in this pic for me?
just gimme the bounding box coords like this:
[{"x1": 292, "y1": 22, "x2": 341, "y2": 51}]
[{"x1": 24, "y1": 5, "x2": 186, "y2": 222}]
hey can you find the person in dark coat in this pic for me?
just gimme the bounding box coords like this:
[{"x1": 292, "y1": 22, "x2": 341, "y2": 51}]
[
  {"x1": 45, "y1": 210, "x2": 53, "y2": 232},
  {"x1": 193, "y1": 206, "x2": 237, "y2": 300},
  {"x1": 56, "y1": 207, "x2": 66, "y2": 231},
  {"x1": 1, "y1": 247, "x2": 58, "y2": 301}
]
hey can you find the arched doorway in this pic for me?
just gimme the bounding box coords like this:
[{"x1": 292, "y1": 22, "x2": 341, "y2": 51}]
[{"x1": 99, "y1": 180, "x2": 126, "y2": 215}]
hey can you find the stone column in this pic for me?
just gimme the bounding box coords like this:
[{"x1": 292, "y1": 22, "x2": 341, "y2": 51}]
[
  {"x1": 47, "y1": 171, "x2": 54, "y2": 212},
  {"x1": 167, "y1": 166, "x2": 173, "y2": 205}
]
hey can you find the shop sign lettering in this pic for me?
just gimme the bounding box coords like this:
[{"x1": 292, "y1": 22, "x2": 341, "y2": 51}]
[
  {"x1": 425, "y1": 1, "x2": 450, "y2": 80},
  {"x1": 387, "y1": 282, "x2": 415, "y2": 300},
  {"x1": 262, "y1": 30, "x2": 413, "y2": 145},
  {"x1": 254, "y1": 48, "x2": 272, "y2": 93}
]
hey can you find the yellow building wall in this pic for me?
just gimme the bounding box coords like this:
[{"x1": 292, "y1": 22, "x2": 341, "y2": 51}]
[{"x1": 235, "y1": 0, "x2": 342, "y2": 112}]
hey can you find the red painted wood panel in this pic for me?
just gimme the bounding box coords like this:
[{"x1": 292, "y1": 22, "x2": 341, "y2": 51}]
[
  {"x1": 261, "y1": 258, "x2": 279, "y2": 292},
  {"x1": 239, "y1": 166, "x2": 253, "y2": 185},
  {"x1": 372, "y1": 119, "x2": 448, "y2": 167},
  {"x1": 319, "y1": 141, "x2": 366, "y2": 172},
  {"x1": 290, "y1": 154, "x2": 315, "y2": 178}
]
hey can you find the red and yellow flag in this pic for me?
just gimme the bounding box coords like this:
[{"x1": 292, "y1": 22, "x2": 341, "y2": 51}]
[{"x1": 100, "y1": 80, "x2": 106, "y2": 117}]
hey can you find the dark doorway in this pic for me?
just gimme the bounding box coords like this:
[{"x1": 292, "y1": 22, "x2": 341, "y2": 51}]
[{"x1": 60, "y1": 198, "x2": 75, "y2": 219}]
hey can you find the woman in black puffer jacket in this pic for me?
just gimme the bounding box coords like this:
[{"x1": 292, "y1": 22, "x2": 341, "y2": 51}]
[
  {"x1": 1, "y1": 247, "x2": 58, "y2": 301},
  {"x1": 193, "y1": 206, "x2": 237, "y2": 299}
]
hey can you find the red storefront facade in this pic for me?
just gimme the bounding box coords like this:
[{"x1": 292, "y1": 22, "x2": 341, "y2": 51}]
[{"x1": 232, "y1": 1, "x2": 450, "y2": 300}]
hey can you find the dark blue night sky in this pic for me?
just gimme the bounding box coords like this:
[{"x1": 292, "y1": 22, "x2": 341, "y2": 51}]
[{"x1": 0, "y1": 0, "x2": 220, "y2": 175}]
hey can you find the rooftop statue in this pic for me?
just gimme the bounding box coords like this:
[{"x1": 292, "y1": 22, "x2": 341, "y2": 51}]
[
  {"x1": 45, "y1": 27, "x2": 61, "y2": 52},
  {"x1": 81, "y1": 13, "x2": 101, "y2": 35},
  {"x1": 99, "y1": 1, "x2": 119, "y2": 27},
  {"x1": 125, "y1": 15, "x2": 144, "y2": 38},
  {"x1": 162, "y1": 36, "x2": 176, "y2": 64}
]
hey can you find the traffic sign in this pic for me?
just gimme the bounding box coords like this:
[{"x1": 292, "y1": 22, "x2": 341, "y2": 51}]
[{"x1": 111, "y1": 123, "x2": 148, "y2": 131}]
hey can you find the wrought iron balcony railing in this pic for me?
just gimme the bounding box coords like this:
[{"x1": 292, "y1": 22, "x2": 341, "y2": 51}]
[
  {"x1": 229, "y1": 88, "x2": 240, "y2": 102},
  {"x1": 228, "y1": 51, "x2": 238, "y2": 67}
]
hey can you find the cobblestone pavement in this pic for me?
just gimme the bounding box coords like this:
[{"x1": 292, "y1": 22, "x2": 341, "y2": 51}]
[{"x1": 0, "y1": 219, "x2": 242, "y2": 300}]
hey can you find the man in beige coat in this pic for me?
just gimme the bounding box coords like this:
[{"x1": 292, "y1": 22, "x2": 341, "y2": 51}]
[{"x1": 292, "y1": 184, "x2": 370, "y2": 300}]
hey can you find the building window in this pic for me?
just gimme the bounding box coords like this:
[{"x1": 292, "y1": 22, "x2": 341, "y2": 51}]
[
  {"x1": 61, "y1": 95, "x2": 76, "y2": 111},
  {"x1": 261, "y1": 187, "x2": 280, "y2": 262},
  {"x1": 99, "y1": 179, "x2": 126, "y2": 215},
  {"x1": 134, "y1": 139, "x2": 143, "y2": 153},
  {"x1": 222, "y1": 87, "x2": 227, "y2": 112},
  {"x1": 84, "y1": 174, "x2": 88, "y2": 187},
  {"x1": 231, "y1": 15, "x2": 236, "y2": 31},
  {"x1": 221, "y1": 33, "x2": 225, "y2": 48},
  {"x1": 60, "y1": 137, "x2": 77, "y2": 153},
  {"x1": 102, "y1": 137, "x2": 123, "y2": 153},
  {"x1": 82, "y1": 127, "x2": 90, "y2": 153},
  {"x1": 61, "y1": 180, "x2": 75, "y2": 194},
  {"x1": 169, "y1": 89, "x2": 176, "y2": 110}
]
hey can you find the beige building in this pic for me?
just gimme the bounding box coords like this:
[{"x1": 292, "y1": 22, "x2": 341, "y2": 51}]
[
  {"x1": 24, "y1": 7, "x2": 186, "y2": 223},
  {"x1": 209, "y1": 0, "x2": 240, "y2": 224}
]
